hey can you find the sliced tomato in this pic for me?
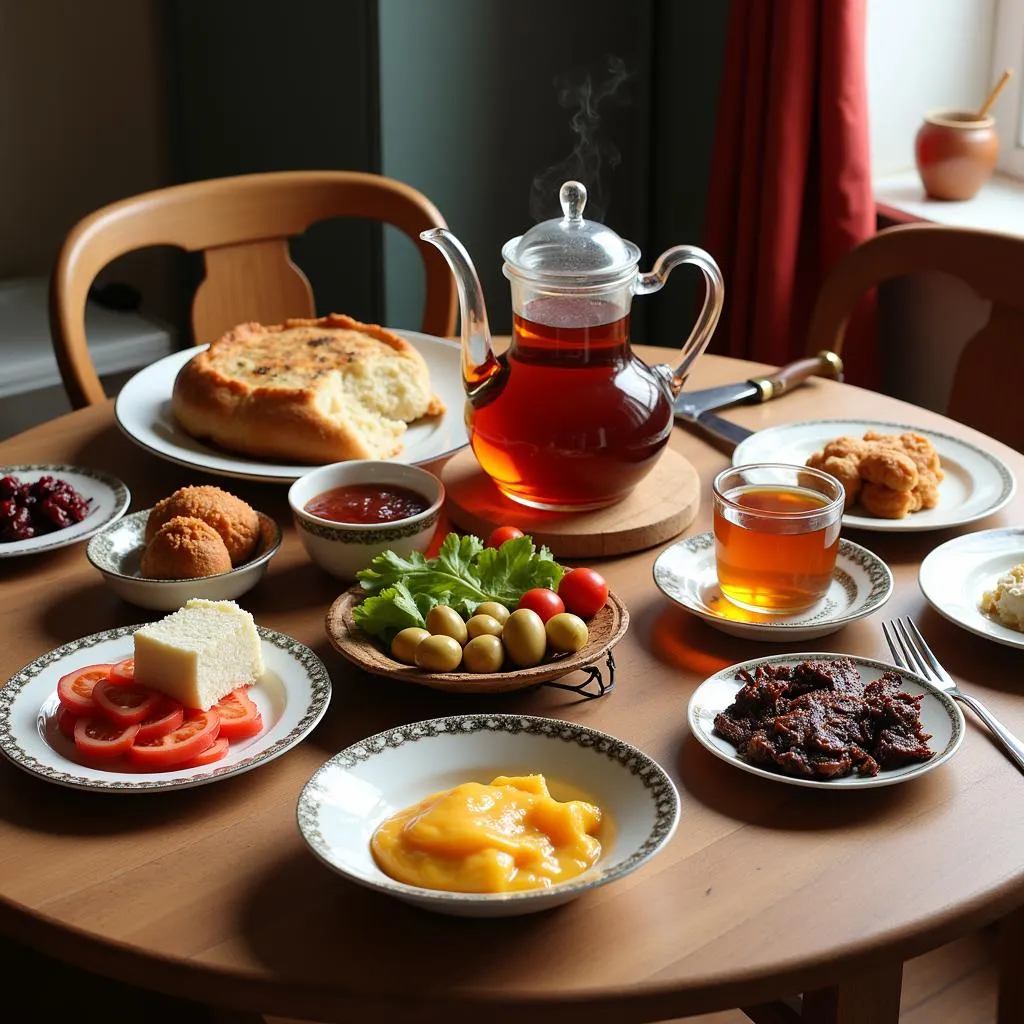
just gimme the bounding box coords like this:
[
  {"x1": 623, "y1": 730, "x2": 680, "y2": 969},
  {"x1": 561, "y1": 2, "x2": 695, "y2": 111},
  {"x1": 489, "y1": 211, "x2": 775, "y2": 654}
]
[
  {"x1": 93, "y1": 680, "x2": 162, "y2": 726},
  {"x1": 214, "y1": 687, "x2": 263, "y2": 741},
  {"x1": 57, "y1": 663, "x2": 113, "y2": 715},
  {"x1": 73, "y1": 715, "x2": 140, "y2": 759},
  {"x1": 109, "y1": 657, "x2": 135, "y2": 686},
  {"x1": 56, "y1": 706, "x2": 78, "y2": 740},
  {"x1": 179, "y1": 736, "x2": 230, "y2": 768},
  {"x1": 134, "y1": 698, "x2": 185, "y2": 743},
  {"x1": 126, "y1": 708, "x2": 220, "y2": 770}
]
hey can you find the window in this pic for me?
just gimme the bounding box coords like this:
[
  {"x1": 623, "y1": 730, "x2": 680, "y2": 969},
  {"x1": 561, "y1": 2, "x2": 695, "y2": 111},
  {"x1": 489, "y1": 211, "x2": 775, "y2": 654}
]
[{"x1": 993, "y1": 0, "x2": 1024, "y2": 177}]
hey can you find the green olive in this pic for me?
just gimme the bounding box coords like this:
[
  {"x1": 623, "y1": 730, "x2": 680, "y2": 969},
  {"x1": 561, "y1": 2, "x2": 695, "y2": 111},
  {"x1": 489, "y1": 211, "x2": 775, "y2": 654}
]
[
  {"x1": 501, "y1": 607, "x2": 547, "y2": 668},
  {"x1": 415, "y1": 634, "x2": 464, "y2": 672},
  {"x1": 545, "y1": 612, "x2": 589, "y2": 653},
  {"x1": 466, "y1": 613, "x2": 503, "y2": 640},
  {"x1": 475, "y1": 601, "x2": 510, "y2": 625},
  {"x1": 391, "y1": 626, "x2": 430, "y2": 664},
  {"x1": 462, "y1": 634, "x2": 505, "y2": 673},
  {"x1": 425, "y1": 605, "x2": 468, "y2": 645}
]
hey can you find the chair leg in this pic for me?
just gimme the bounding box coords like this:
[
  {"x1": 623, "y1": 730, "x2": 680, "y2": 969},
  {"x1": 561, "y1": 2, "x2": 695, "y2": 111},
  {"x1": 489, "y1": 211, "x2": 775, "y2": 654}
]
[{"x1": 799, "y1": 959, "x2": 903, "y2": 1024}]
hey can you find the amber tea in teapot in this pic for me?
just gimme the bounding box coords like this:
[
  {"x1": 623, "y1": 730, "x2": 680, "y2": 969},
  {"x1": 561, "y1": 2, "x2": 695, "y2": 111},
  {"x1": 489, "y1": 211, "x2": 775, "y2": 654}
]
[{"x1": 423, "y1": 181, "x2": 724, "y2": 511}]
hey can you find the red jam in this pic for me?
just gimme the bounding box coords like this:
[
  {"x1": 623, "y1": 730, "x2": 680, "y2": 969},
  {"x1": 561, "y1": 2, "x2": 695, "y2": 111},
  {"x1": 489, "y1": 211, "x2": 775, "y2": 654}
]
[{"x1": 304, "y1": 483, "x2": 430, "y2": 524}]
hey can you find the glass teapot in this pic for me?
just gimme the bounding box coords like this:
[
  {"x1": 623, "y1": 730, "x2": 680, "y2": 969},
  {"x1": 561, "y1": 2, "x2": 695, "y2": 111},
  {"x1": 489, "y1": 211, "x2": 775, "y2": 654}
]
[{"x1": 422, "y1": 180, "x2": 724, "y2": 511}]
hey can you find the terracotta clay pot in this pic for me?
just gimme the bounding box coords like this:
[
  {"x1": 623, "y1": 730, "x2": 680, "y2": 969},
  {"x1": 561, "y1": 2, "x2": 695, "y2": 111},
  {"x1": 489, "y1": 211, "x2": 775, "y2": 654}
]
[{"x1": 915, "y1": 110, "x2": 999, "y2": 201}]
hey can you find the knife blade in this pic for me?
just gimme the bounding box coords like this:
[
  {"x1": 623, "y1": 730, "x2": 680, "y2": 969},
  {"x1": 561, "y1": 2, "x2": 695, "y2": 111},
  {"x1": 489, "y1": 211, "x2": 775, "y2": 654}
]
[
  {"x1": 673, "y1": 350, "x2": 844, "y2": 421},
  {"x1": 674, "y1": 350, "x2": 844, "y2": 452}
]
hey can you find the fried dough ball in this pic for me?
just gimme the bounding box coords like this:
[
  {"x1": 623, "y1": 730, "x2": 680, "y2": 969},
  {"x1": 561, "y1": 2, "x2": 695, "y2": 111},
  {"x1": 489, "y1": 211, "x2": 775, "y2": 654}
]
[
  {"x1": 821, "y1": 436, "x2": 870, "y2": 461},
  {"x1": 140, "y1": 516, "x2": 233, "y2": 579},
  {"x1": 804, "y1": 452, "x2": 861, "y2": 507},
  {"x1": 912, "y1": 470, "x2": 942, "y2": 510},
  {"x1": 896, "y1": 431, "x2": 944, "y2": 481},
  {"x1": 859, "y1": 482, "x2": 921, "y2": 519},
  {"x1": 146, "y1": 485, "x2": 259, "y2": 565},
  {"x1": 859, "y1": 445, "x2": 919, "y2": 492}
]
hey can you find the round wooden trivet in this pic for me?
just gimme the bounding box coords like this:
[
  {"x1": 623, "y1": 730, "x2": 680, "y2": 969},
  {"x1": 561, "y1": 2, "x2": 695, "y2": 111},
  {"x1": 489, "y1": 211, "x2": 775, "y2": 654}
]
[{"x1": 439, "y1": 446, "x2": 700, "y2": 559}]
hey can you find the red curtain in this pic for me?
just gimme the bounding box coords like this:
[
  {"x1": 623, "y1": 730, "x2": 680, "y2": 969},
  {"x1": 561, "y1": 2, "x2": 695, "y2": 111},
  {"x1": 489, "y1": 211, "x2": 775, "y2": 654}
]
[{"x1": 704, "y1": 0, "x2": 879, "y2": 388}]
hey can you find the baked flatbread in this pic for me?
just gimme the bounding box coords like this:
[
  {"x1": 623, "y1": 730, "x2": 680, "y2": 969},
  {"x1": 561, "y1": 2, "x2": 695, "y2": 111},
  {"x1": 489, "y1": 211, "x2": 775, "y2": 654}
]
[{"x1": 171, "y1": 314, "x2": 445, "y2": 463}]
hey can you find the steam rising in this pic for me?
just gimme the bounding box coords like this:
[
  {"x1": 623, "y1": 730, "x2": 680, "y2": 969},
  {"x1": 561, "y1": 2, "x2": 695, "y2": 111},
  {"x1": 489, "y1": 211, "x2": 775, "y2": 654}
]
[{"x1": 530, "y1": 56, "x2": 633, "y2": 224}]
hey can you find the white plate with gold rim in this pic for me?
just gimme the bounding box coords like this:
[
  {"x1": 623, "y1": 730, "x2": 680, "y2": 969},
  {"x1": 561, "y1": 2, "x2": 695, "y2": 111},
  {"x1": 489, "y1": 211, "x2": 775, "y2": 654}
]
[
  {"x1": 296, "y1": 714, "x2": 679, "y2": 917},
  {"x1": 919, "y1": 527, "x2": 1024, "y2": 650},
  {"x1": 688, "y1": 654, "x2": 964, "y2": 789},
  {"x1": 733, "y1": 419, "x2": 1015, "y2": 532},
  {"x1": 653, "y1": 532, "x2": 893, "y2": 641},
  {"x1": 0, "y1": 624, "x2": 331, "y2": 792},
  {"x1": 114, "y1": 332, "x2": 468, "y2": 484}
]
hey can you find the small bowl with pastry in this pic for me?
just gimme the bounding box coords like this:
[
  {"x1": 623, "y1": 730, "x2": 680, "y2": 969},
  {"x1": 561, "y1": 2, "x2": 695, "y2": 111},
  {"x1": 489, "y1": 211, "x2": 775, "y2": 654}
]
[
  {"x1": 288, "y1": 460, "x2": 444, "y2": 580},
  {"x1": 87, "y1": 485, "x2": 282, "y2": 611}
]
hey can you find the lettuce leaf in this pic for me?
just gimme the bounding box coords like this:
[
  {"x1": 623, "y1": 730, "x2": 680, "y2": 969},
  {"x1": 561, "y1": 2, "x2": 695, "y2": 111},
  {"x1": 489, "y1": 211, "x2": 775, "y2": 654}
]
[{"x1": 352, "y1": 532, "x2": 563, "y2": 641}]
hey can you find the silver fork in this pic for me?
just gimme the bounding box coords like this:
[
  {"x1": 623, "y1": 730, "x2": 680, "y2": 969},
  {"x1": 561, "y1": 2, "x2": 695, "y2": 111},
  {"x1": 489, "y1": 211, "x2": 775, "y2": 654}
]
[{"x1": 882, "y1": 616, "x2": 1024, "y2": 775}]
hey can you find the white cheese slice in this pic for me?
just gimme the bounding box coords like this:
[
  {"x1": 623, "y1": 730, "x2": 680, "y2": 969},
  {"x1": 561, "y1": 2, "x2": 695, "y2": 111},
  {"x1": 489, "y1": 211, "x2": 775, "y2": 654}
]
[{"x1": 133, "y1": 598, "x2": 265, "y2": 710}]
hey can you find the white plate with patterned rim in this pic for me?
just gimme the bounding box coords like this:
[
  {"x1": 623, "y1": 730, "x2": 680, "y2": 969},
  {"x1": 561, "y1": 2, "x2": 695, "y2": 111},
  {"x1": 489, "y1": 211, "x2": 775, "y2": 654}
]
[
  {"x1": 296, "y1": 714, "x2": 680, "y2": 917},
  {"x1": 0, "y1": 625, "x2": 332, "y2": 792},
  {"x1": 653, "y1": 533, "x2": 893, "y2": 641},
  {"x1": 919, "y1": 528, "x2": 1024, "y2": 650},
  {"x1": 114, "y1": 332, "x2": 469, "y2": 484},
  {"x1": 0, "y1": 465, "x2": 130, "y2": 558},
  {"x1": 732, "y1": 419, "x2": 1015, "y2": 532},
  {"x1": 688, "y1": 654, "x2": 965, "y2": 789}
]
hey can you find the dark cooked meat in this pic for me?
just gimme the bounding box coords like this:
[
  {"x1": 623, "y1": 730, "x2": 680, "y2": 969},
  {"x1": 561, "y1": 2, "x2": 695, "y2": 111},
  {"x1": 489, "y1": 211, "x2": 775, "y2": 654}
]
[{"x1": 713, "y1": 659, "x2": 933, "y2": 781}]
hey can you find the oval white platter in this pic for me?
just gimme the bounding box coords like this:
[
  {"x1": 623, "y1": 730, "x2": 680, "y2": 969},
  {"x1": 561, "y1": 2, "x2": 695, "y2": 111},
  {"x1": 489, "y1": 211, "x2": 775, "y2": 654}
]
[
  {"x1": 0, "y1": 624, "x2": 332, "y2": 792},
  {"x1": 114, "y1": 331, "x2": 468, "y2": 483},
  {"x1": 653, "y1": 533, "x2": 893, "y2": 642},
  {"x1": 688, "y1": 653, "x2": 965, "y2": 789},
  {"x1": 733, "y1": 419, "x2": 1015, "y2": 532},
  {"x1": 0, "y1": 464, "x2": 130, "y2": 558},
  {"x1": 919, "y1": 527, "x2": 1024, "y2": 650},
  {"x1": 296, "y1": 714, "x2": 680, "y2": 917}
]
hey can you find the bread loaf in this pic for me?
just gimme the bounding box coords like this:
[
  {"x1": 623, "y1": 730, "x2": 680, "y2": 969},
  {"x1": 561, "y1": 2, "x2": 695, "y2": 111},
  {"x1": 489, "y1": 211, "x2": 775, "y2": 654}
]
[{"x1": 171, "y1": 314, "x2": 446, "y2": 463}]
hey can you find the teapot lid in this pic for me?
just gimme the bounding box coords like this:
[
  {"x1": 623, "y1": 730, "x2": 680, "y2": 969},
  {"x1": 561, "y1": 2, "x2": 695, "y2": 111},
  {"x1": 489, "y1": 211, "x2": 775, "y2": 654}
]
[{"x1": 502, "y1": 181, "x2": 640, "y2": 282}]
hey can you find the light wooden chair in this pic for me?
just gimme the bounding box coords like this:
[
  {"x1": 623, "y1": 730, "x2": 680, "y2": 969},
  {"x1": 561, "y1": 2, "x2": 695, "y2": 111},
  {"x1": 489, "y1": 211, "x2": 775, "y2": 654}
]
[
  {"x1": 805, "y1": 222, "x2": 1024, "y2": 451},
  {"x1": 50, "y1": 170, "x2": 458, "y2": 408}
]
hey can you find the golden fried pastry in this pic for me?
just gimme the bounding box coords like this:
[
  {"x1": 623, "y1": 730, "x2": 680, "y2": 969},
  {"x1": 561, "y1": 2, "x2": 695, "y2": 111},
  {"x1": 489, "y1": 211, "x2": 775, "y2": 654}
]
[
  {"x1": 859, "y1": 445, "x2": 919, "y2": 492},
  {"x1": 805, "y1": 452, "x2": 862, "y2": 507},
  {"x1": 821, "y1": 436, "x2": 870, "y2": 461},
  {"x1": 896, "y1": 431, "x2": 944, "y2": 480},
  {"x1": 912, "y1": 470, "x2": 942, "y2": 510},
  {"x1": 140, "y1": 516, "x2": 233, "y2": 579},
  {"x1": 146, "y1": 485, "x2": 259, "y2": 565},
  {"x1": 859, "y1": 482, "x2": 921, "y2": 519}
]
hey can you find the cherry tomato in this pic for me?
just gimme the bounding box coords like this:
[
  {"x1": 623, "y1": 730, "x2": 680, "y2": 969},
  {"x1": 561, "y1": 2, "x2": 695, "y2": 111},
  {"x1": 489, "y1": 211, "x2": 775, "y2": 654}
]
[
  {"x1": 517, "y1": 587, "x2": 565, "y2": 623},
  {"x1": 93, "y1": 680, "x2": 162, "y2": 726},
  {"x1": 57, "y1": 663, "x2": 113, "y2": 716},
  {"x1": 486, "y1": 525, "x2": 524, "y2": 548},
  {"x1": 127, "y1": 708, "x2": 221, "y2": 770},
  {"x1": 557, "y1": 567, "x2": 609, "y2": 619},
  {"x1": 179, "y1": 736, "x2": 230, "y2": 768},
  {"x1": 73, "y1": 716, "x2": 141, "y2": 759},
  {"x1": 134, "y1": 698, "x2": 185, "y2": 743},
  {"x1": 109, "y1": 657, "x2": 135, "y2": 686},
  {"x1": 214, "y1": 688, "x2": 263, "y2": 741}
]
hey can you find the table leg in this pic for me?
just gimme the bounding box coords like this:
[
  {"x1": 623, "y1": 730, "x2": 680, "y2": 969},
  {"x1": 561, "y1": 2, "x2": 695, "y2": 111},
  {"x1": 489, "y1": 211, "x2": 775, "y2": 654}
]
[
  {"x1": 998, "y1": 903, "x2": 1024, "y2": 1024},
  {"x1": 799, "y1": 960, "x2": 903, "y2": 1024}
]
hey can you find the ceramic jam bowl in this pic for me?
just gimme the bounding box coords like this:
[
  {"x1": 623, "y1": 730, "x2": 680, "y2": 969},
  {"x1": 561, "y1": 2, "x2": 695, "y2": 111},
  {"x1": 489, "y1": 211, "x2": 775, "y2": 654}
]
[{"x1": 287, "y1": 461, "x2": 444, "y2": 580}]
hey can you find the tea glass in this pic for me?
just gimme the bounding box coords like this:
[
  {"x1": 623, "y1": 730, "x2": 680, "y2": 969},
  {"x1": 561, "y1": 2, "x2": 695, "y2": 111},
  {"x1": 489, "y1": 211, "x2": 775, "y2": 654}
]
[{"x1": 711, "y1": 463, "x2": 844, "y2": 614}]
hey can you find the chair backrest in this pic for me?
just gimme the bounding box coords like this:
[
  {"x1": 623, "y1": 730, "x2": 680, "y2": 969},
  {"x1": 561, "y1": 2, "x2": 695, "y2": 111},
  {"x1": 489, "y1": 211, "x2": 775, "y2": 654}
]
[
  {"x1": 806, "y1": 223, "x2": 1024, "y2": 451},
  {"x1": 50, "y1": 170, "x2": 459, "y2": 408}
]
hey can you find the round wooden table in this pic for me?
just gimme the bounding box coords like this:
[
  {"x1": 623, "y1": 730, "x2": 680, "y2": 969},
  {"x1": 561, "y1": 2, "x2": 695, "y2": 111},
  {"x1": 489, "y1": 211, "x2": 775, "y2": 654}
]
[{"x1": 1, "y1": 350, "x2": 1023, "y2": 1024}]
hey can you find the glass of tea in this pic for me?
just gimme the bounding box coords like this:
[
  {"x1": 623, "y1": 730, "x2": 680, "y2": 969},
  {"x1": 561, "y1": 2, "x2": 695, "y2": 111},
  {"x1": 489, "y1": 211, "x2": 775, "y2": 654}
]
[{"x1": 712, "y1": 463, "x2": 844, "y2": 614}]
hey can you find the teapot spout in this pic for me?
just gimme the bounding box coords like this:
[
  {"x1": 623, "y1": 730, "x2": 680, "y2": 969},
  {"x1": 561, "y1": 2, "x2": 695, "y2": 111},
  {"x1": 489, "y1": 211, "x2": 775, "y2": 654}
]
[{"x1": 420, "y1": 228, "x2": 496, "y2": 390}]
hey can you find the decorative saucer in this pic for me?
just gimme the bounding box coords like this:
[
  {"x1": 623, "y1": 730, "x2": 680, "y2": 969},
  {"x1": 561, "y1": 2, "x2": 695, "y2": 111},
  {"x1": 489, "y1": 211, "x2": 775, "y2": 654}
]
[{"x1": 653, "y1": 532, "x2": 893, "y2": 641}]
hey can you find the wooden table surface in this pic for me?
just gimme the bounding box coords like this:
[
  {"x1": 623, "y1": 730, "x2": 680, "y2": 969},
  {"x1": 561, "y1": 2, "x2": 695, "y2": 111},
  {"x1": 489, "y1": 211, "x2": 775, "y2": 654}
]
[{"x1": 1, "y1": 349, "x2": 1023, "y2": 1024}]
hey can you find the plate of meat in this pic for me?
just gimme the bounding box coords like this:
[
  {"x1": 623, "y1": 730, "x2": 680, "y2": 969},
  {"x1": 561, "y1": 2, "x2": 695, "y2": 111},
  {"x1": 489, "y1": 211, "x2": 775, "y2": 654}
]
[
  {"x1": 732, "y1": 420, "x2": 1015, "y2": 532},
  {"x1": 687, "y1": 654, "x2": 964, "y2": 789}
]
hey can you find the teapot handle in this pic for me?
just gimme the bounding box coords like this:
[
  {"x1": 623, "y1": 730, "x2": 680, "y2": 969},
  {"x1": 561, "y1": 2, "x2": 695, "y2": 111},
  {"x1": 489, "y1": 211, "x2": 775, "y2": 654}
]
[{"x1": 636, "y1": 245, "x2": 724, "y2": 398}]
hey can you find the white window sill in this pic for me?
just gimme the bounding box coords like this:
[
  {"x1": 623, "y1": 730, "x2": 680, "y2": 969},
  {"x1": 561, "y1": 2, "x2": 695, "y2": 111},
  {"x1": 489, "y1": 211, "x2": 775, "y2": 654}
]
[{"x1": 873, "y1": 169, "x2": 1024, "y2": 237}]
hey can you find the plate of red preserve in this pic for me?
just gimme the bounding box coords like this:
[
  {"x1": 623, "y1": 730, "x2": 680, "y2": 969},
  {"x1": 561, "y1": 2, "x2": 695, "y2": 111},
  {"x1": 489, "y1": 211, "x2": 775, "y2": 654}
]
[
  {"x1": 687, "y1": 653, "x2": 964, "y2": 789},
  {"x1": 0, "y1": 464, "x2": 130, "y2": 558}
]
